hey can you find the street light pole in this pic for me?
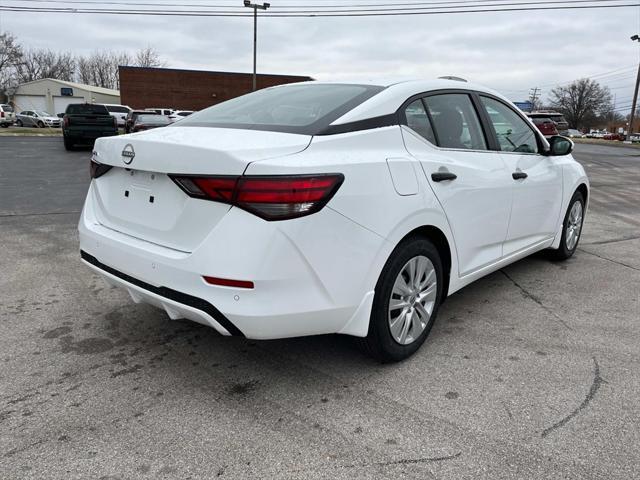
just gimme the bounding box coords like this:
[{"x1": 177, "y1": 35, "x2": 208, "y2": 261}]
[
  {"x1": 243, "y1": 1, "x2": 270, "y2": 91},
  {"x1": 628, "y1": 34, "x2": 640, "y2": 140}
]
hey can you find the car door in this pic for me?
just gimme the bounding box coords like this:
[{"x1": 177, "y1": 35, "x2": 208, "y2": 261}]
[
  {"x1": 477, "y1": 95, "x2": 563, "y2": 255},
  {"x1": 401, "y1": 92, "x2": 514, "y2": 277},
  {"x1": 23, "y1": 111, "x2": 35, "y2": 126}
]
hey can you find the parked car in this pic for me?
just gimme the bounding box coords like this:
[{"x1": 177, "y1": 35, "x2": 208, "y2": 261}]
[
  {"x1": 80, "y1": 79, "x2": 588, "y2": 362},
  {"x1": 560, "y1": 129, "x2": 585, "y2": 138},
  {"x1": 603, "y1": 133, "x2": 623, "y2": 141},
  {"x1": 168, "y1": 110, "x2": 194, "y2": 123},
  {"x1": 131, "y1": 114, "x2": 171, "y2": 132},
  {"x1": 0, "y1": 104, "x2": 15, "y2": 128},
  {"x1": 528, "y1": 111, "x2": 569, "y2": 131},
  {"x1": 15, "y1": 110, "x2": 61, "y2": 128},
  {"x1": 586, "y1": 130, "x2": 606, "y2": 138},
  {"x1": 124, "y1": 110, "x2": 159, "y2": 133},
  {"x1": 528, "y1": 115, "x2": 559, "y2": 137},
  {"x1": 62, "y1": 103, "x2": 118, "y2": 150},
  {"x1": 145, "y1": 108, "x2": 174, "y2": 116},
  {"x1": 103, "y1": 104, "x2": 132, "y2": 128}
]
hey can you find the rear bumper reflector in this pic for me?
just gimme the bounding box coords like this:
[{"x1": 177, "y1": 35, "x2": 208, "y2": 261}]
[
  {"x1": 203, "y1": 276, "x2": 254, "y2": 289},
  {"x1": 80, "y1": 250, "x2": 245, "y2": 337}
]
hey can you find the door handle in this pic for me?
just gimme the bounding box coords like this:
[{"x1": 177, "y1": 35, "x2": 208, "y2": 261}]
[
  {"x1": 431, "y1": 172, "x2": 457, "y2": 182},
  {"x1": 512, "y1": 171, "x2": 528, "y2": 180}
]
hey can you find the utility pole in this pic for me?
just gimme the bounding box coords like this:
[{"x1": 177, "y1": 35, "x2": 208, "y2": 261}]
[
  {"x1": 528, "y1": 87, "x2": 540, "y2": 111},
  {"x1": 243, "y1": 1, "x2": 270, "y2": 91},
  {"x1": 627, "y1": 34, "x2": 640, "y2": 140}
]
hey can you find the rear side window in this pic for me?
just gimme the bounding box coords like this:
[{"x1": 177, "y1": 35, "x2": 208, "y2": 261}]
[
  {"x1": 403, "y1": 99, "x2": 436, "y2": 144},
  {"x1": 480, "y1": 97, "x2": 538, "y2": 154},
  {"x1": 1, "y1": 104, "x2": 14, "y2": 112},
  {"x1": 66, "y1": 104, "x2": 109, "y2": 115},
  {"x1": 423, "y1": 94, "x2": 487, "y2": 150}
]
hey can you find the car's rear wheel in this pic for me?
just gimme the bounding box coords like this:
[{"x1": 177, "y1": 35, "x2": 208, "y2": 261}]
[
  {"x1": 63, "y1": 136, "x2": 75, "y2": 151},
  {"x1": 15, "y1": 119, "x2": 22, "y2": 127},
  {"x1": 549, "y1": 190, "x2": 585, "y2": 261},
  {"x1": 360, "y1": 237, "x2": 443, "y2": 362}
]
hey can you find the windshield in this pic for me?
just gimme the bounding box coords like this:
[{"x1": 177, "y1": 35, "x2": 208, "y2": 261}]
[
  {"x1": 106, "y1": 105, "x2": 130, "y2": 113},
  {"x1": 175, "y1": 83, "x2": 385, "y2": 135}
]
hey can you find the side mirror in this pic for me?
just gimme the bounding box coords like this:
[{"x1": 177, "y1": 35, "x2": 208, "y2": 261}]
[{"x1": 547, "y1": 135, "x2": 573, "y2": 156}]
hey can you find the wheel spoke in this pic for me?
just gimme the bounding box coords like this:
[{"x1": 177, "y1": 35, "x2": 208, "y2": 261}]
[
  {"x1": 389, "y1": 309, "x2": 407, "y2": 340},
  {"x1": 418, "y1": 283, "x2": 437, "y2": 303},
  {"x1": 389, "y1": 297, "x2": 410, "y2": 310},
  {"x1": 398, "y1": 309, "x2": 412, "y2": 344},
  {"x1": 392, "y1": 274, "x2": 412, "y2": 296}
]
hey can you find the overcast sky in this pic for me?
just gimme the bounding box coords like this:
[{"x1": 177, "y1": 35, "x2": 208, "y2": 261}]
[{"x1": 1, "y1": 1, "x2": 638, "y2": 109}]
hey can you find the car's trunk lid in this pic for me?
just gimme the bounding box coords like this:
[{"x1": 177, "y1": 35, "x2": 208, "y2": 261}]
[{"x1": 90, "y1": 126, "x2": 311, "y2": 252}]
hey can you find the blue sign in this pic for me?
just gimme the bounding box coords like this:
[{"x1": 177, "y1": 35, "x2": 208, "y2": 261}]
[{"x1": 514, "y1": 101, "x2": 534, "y2": 112}]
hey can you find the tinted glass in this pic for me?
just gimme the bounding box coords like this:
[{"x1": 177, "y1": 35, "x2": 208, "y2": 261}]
[
  {"x1": 403, "y1": 99, "x2": 436, "y2": 144},
  {"x1": 35, "y1": 111, "x2": 52, "y2": 117},
  {"x1": 1, "y1": 104, "x2": 14, "y2": 112},
  {"x1": 480, "y1": 97, "x2": 538, "y2": 154},
  {"x1": 177, "y1": 83, "x2": 385, "y2": 135},
  {"x1": 106, "y1": 105, "x2": 130, "y2": 113},
  {"x1": 66, "y1": 104, "x2": 109, "y2": 115},
  {"x1": 424, "y1": 94, "x2": 487, "y2": 150}
]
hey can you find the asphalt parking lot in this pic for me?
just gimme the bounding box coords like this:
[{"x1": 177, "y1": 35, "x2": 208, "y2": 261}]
[{"x1": 1, "y1": 137, "x2": 639, "y2": 479}]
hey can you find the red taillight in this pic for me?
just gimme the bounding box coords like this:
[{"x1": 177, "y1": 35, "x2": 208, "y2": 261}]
[
  {"x1": 0, "y1": 112, "x2": 4, "y2": 118},
  {"x1": 63, "y1": 116, "x2": 69, "y2": 127},
  {"x1": 203, "y1": 276, "x2": 254, "y2": 289},
  {"x1": 170, "y1": 174, "x2": 344, "y2": 221},
  {"x1": 90, "y1": 159, "x2": 112, "y2": 179}
]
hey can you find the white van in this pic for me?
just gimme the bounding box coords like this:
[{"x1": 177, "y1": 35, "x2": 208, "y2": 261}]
[
  {"x1": 0, "y1": 104, "x2": 16, "y2": 127},
  {"x1": 103, "y1": 104, "x2": 133, "y2": 128}
]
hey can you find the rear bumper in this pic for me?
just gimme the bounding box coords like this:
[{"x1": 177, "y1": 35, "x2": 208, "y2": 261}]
[
  {"x1": 81, "y1": 250, "x2": 243, "y2": 336},
  {"x1": 78, "y1": 182, "x2": 386, "y2": 339},
  {"x1": 64, "y1": 129, "x2": 118, "y2": 140}
]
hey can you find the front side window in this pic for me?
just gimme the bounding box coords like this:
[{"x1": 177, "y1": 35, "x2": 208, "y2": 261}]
[
  {"x1": 481, "y1": 97, "x2": 538, "y2": 153},
  {"x1": 423, "y1": 94, "x2": 487, "y2": 150},
  {"x1": 403, "y1": 99, "x2": 436, "y2": 144}
]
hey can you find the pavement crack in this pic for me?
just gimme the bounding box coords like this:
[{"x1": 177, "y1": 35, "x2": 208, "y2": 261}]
[
  {"x1": 578, "y1": 248, "x2": 640, "y2": 272},
  {"x1": 541, "y1": 357, "x2": 605, "y2": 438},
  {"x1": 500, "y1": 270, "x2": 572, "y2": 330},
  {"x1": 583, "y1": 235, "x2": 640, "y2": 246}
]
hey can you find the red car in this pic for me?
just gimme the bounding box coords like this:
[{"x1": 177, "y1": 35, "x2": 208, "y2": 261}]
[
  {"x1": 529, "y1": 116, "x2": 559, "y2": 137},
  {"x1": 603, "y1": 133, "x2": 623, "y2": 141}
]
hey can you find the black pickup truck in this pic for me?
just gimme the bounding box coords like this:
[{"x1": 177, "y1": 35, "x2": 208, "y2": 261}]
[{"x1": 62, "y1": 103, "x2": 118, "y2": 150}]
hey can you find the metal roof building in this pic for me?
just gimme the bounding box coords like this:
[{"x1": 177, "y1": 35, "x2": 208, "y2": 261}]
[{"x1": 9, "y1": 79, "x2": 120, "y2": 116}]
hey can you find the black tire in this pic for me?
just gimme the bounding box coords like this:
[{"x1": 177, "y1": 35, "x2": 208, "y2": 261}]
[
  {"x1": 0, "y1": 123, "x2": 9, "y2": 128},
  {"x1": 360, "y1": 237, "x2": 444, "y2": 363},
  {"x1": 548, "y1": 190, "x2": 585, "y2": 261},
  {"x1": 37, "y1": 121, "x2": 45, "y2": 128},
  {"x1": 15, "y1": 119, "x2": 23, "y2": 127},
  {"x1": 63, "y1": 136, "x2": 75, "y2": 151}
]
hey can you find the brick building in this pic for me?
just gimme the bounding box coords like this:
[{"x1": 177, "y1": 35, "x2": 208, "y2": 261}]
[{"x1": 118, "y1": 66, "x2": 313, "y2": 111}]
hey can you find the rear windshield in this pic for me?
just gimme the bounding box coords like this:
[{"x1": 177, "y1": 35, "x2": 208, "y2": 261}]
[
  {"x1": 175, "y1": 83, "x2": 385, "y2": 135},
  {"x1": 531, "y1": 117, "x2": 552, "y2": 124},
  {"x1": 1, "y1": 104, "x2": 14, "y2": 112},
  {"x1": 66, "y1": 104, "x2": 109, "y2": 115},
  {"x1": 106, "y1": 105, "x2": 130, "y2": 113},
  {"x1": 137, "y1": 115, "x2": 169, "y2": 123}
]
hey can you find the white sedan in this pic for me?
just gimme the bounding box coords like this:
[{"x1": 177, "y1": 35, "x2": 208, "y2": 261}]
[{"x1": 79, "y1": 79, "x2": 588, "y2": 362}]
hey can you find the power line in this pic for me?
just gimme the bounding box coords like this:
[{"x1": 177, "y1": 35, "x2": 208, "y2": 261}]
[{"x1": 1, "y1": 1, "x2": 638, "y2": 16}]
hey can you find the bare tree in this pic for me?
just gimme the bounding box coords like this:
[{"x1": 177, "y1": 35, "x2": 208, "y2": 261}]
[
  {"x1": 75, "y1": 50, "x2": 132, "y2": 89},
  {"x1": 134, "y1": 46, "x2": 166, "y2": 68},
  {"x1": 0, "y1": 32, "x2": 23, "y2": 99},
  {"x1": 16, "y1": 49, "x2": 75, "y2": 83},
  {"x1": 549, "y1": 78, "x2": 613, "y2": 129}
]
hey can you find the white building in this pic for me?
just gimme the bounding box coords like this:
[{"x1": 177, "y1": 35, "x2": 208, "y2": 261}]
[{"x1": 10, "y1": 79, "x2": 120, "y2": 116}]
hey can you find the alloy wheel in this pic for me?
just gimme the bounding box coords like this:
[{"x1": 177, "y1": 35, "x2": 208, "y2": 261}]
[
  {"x1": 388, "y1": 255, "x2": 437, "y2": 345},
  {"x1": 565, "y1": 200, "x2": 583, "y2": 251}
]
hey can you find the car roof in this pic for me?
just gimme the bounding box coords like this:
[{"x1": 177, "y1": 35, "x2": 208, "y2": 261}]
[{"x1": 308, "y1": 78, "x2": 508, "y2": 126}]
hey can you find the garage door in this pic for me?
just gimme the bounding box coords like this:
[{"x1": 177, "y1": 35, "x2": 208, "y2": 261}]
[
  {"x1": 13, "y1": 95, "x2": 47, "y2": 113},
  {"x1": 53, "y1": 96, "x2": 86, "y2": 116}
]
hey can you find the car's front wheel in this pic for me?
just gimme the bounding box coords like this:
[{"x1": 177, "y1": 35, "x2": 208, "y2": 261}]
[
  {"x1": 63, "y1": 136, "x2": 75, "y2": 151},
  {"x1": 37, "y1": 120, "x2": 45, "y2": 128},
  {"x1": 549, "y1": 190, "x2": 585, "y2": 260},
  {"x1": 361, "y1": 237, "x2": 443, "y2": 363}
]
